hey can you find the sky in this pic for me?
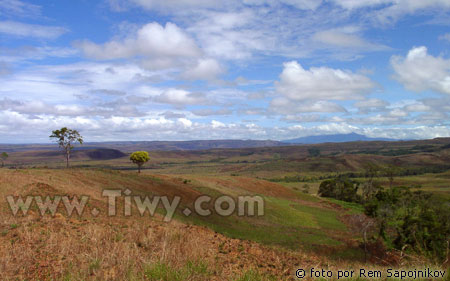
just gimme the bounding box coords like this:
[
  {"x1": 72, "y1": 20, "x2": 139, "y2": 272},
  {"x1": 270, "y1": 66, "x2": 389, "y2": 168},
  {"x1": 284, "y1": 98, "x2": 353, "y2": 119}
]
[{"x1": 0, "y1": 0, "x2": 450, "y2": 143}]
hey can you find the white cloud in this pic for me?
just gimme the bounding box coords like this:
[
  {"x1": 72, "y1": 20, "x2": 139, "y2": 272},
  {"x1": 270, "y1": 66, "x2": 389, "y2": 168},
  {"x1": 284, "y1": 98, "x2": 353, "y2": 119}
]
[
  {"x1": 0, "y1": 97, "x2": 145, "y2": 117},
  {"x1": 211, "y1": 120, "x2": 225, "y2": 128},
  {"x1": 354, "y1": 98, "x2": 389, "y2": 113},
  {"x1": 332, "y1": 0, "x2": 390, "y2": 9},
  {"x1": 403, "y1": 102, "x2": 432, "y2": 112},
  {"x1": 278, "y1": 0, "x2": 322, "y2": 10},
  {"x1": 177, "y1": 118, "x2": 193, "y2": 127},
  {"x1": 391, "y1": 46, "x2": 450, "y2": 95},
  {"x1": 282, "y1": 114, "x2": 325, "y2": 122},
  {"x1": 154, "y1": 89, "x2": 209, "y2": 106},
  {"x1": 192, "y1": 108, "x2": 232, "y2": 116},
  {"x1": 388, "y1": 108, "x2": 408, "y2": 117},
  {"x1": 275, "y1": 61, "x2": 376, "y2": 101},
  {"x1": 187, "y1": 9, "x2": 267, "y2": 60},
  {"x1": 181, "y1": 58, "x2": 224, "y2": 80},
  {"x1": 124, "y1": 0, "x2": 321, "y2": 11},
  {"x1": 127, "y1": 0, "x2": 225, "y2": 10},
  {"x1": 0, "y1": 106, "x2": 449, "y2": 143},
  {"x1": 0, "y1": 46, "x2": 77, "y2": 63},
  {"x1": 76, "y1": 22, "x2": 201, "y2": 60},
  {"x1": 364, "y1": 125, "x2": 450, "y2": 140},
  {"x1": 312, "y1": 28, "x2": 389, "y2": 51},
  {"x1": 0, "y1": 62, "x2": 166, "y2": 107},
  {"x1": 271, "y1": 98, "x2": 347, "y2": 114},
  {"x1": 0, "y1": 21, "x2": 67, "y2": 39},
  {"x1": 333, "y1": 0, "x2": 450, "y2": 13},
  {"x1": 354, "y1": 98, "x2": 388, "y2": 108},
  {"x1": 0, "y1": 0, "x2": 41, "y2": 18},
  {"x1": 329, "y1": 0, "x2": 450, "y2": 25}
]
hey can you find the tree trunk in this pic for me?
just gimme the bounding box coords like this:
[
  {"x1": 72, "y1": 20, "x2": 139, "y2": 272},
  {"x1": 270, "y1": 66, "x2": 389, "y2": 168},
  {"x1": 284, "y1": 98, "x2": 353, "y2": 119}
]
[
  {"x1": 66, "y1": 150, "x2": 70, "y2": 168},
  {"x1": 138, "y1": 164, "x2": 141, "y2": 173},
  {"x1": 363, "y1": 229, "x2": 367, "y2": 262},
  {"x1": 1, "y1": 160, "x2": 3, "y2": 168}
]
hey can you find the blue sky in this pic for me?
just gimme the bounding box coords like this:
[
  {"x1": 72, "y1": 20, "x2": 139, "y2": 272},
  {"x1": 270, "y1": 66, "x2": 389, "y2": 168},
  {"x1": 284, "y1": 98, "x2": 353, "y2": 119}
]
[{"x1": 1, "y1": 0, "x2": 450, "y2": 143}]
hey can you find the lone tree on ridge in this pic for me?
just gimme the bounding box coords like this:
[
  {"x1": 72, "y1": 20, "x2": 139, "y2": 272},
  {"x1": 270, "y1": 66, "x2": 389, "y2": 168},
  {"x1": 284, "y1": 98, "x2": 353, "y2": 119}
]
[
  {"x1": 130, "y1": 151, "x2": 150, "y2": 173},
  {"x1": 50, "y1": 127, "x2": 83, "y2": 168}
]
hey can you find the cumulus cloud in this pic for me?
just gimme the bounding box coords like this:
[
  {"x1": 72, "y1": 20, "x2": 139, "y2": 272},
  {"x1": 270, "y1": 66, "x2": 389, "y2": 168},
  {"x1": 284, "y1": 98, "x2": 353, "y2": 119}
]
[
  {"x1": 403, "y1": 102, "x2": 432, "y2": 112},
  {"x1": 181, "y1": 58, "x2": 224, "y2": 80},
  {"x1": 76, "y1": 22, "x2": 201, "y2": 60},
  {"x1": 0, "y1": 21, "x2": 67, "y2": 39},
  {"x1": 159, "y1": 111, "x2": 186, "y2": 119},
  {"x1": 153, "y1": 89, "x2": 209, "y2": 106},
  {"x1": 354, "y1": 98, "x2": 389, "y2": 113},
  {"x1": 75, "y1": 22, "x2": 226, "y2": 79},
  {"x1": 312, "y1": 27, "x2": 389, "y2": 51},
  {"x1": 391, "y1": 46, "x2": 450, "y2": 95},
  {"x1": 192, "y1": 108, "x2": 232, "y2": 116},
  {"x1": 275, "y1": 61, "x2": 376, "y2": 101},
  {"x1": 271, "y1": 98, "x2": 347, "y2": 114}
]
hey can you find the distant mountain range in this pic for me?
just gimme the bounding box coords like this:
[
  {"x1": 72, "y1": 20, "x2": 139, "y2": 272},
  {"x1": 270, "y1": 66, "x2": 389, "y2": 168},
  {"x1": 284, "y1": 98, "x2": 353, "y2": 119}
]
[
  {"x1": 0, "y1": 134, "x2": 402, "y2": 152},
  {"x1": 0, "y1": 140, "x2": 285, "y2": 152},
  {"x1": 282, "y1": 133, "x2": 397, "y2": 144}
]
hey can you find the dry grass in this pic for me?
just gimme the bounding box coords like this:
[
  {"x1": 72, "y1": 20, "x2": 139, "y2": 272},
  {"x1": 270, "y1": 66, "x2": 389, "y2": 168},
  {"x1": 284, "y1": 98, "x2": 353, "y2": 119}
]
[
  {"x1": 0, "y1": 214, "x2": 210, "y2": 280},
  {"x1": 0, "y1": 168, "x2": 320, "y2": 280},
  {"x1": 0, "y1": 168, "x2": 447, "y2": 280},
  {"x1": 0, "y1": 208, "x2": 324, "y2": 280}
]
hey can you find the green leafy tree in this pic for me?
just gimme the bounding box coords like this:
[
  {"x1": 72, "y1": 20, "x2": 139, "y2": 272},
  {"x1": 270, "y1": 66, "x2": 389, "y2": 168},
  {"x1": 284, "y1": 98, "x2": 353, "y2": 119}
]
[
  {"x1": 0, "y1": 152, "x2": 8, "y2": 168},
  {"x1": 50, "y1": 127, "x2": 83, "y2": 168},
  {"x1": 318, "y1": 177, "x2": 361, "y2": 203},
  {"x1": 130, "y1": 151, "x2": 150, "y2": 173}
]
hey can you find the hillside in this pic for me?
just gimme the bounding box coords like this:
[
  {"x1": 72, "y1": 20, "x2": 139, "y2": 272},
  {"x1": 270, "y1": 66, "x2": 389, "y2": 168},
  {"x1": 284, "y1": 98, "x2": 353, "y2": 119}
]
[
  {"x1": 4, "y1": 148, "x2": 127, "y2": 165},
  {"x1": 0, "y1": 168, "x2": 360, "y2": 280}
]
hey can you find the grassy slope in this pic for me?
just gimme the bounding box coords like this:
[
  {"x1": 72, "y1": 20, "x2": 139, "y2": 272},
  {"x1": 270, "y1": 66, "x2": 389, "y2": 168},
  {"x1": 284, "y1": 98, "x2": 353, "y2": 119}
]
[
  {"x1": 0, "y1": 168, "x2": 369, "y2": 280},
  {"x1": 0, "y1": 169, "x2": 356, "y2": 253}
]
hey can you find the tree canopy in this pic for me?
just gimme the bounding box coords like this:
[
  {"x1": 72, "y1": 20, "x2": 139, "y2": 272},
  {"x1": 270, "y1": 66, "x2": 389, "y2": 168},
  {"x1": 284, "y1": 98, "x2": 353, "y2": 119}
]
[{"x1": 130, "y1": 151, "x2": 150, "y2": 173}]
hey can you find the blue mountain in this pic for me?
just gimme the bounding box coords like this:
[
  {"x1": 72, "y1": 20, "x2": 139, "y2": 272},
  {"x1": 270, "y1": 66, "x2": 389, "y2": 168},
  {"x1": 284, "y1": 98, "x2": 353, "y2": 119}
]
[{"x1": 283, "y1": 132, "x2": 396, "y2": 144}]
